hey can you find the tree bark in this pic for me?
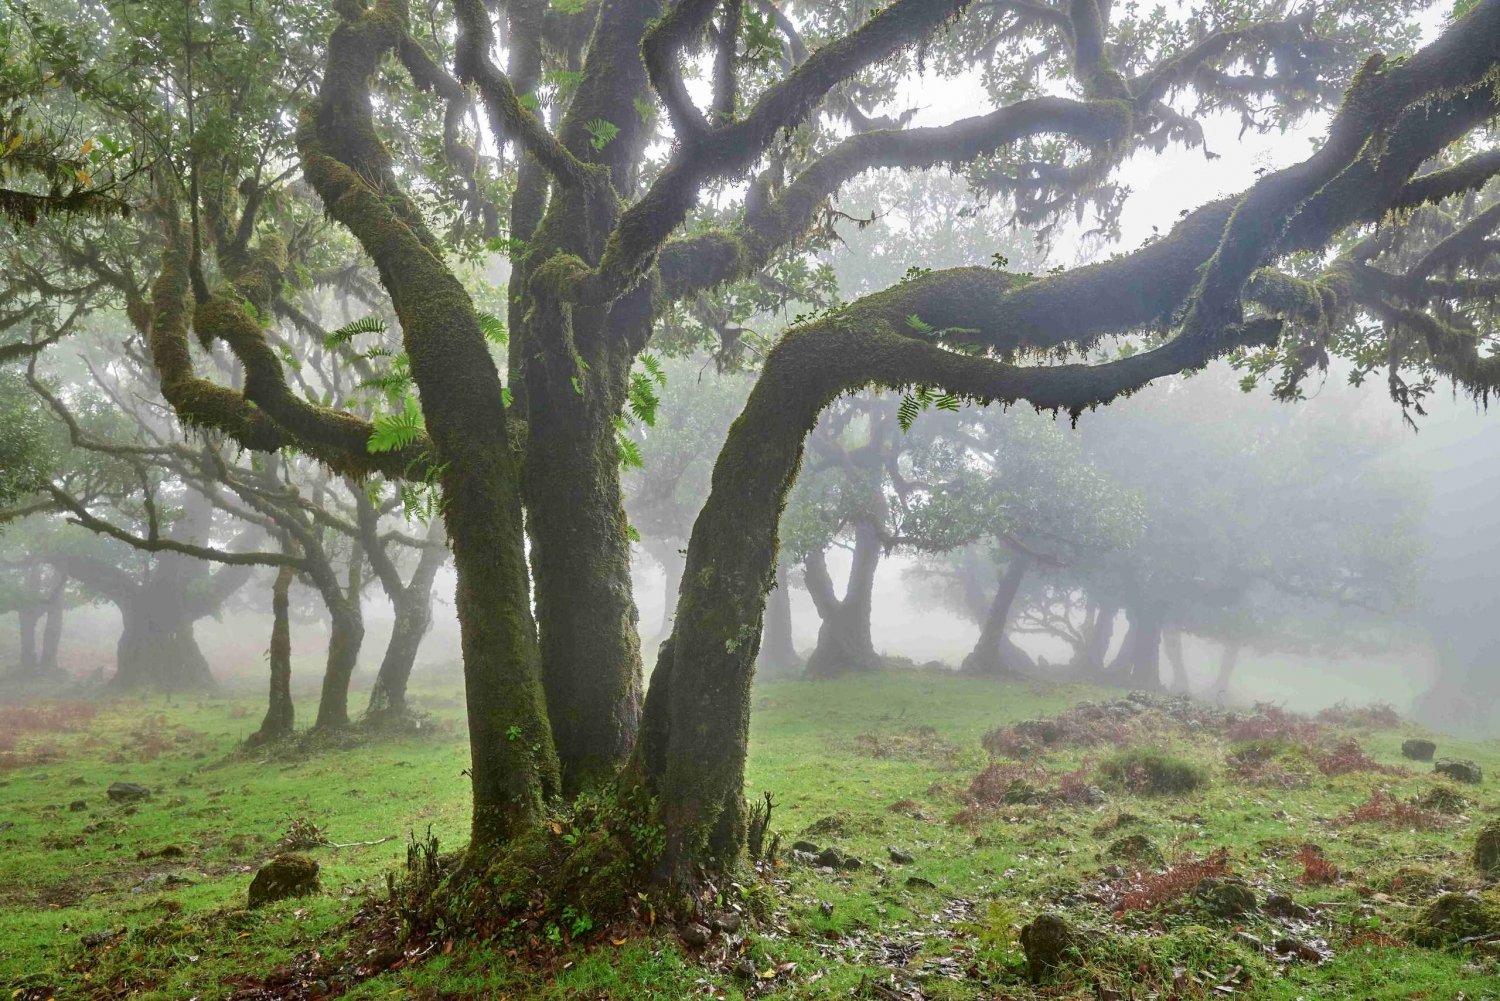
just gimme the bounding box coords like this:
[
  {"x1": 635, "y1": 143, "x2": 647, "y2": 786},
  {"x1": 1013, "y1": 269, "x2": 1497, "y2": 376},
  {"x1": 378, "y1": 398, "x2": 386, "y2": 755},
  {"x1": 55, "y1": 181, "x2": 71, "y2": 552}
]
[
  {"x1": 16, "y1": 605, "x2": 39, "y2": 675},
  {"x1": 804, "y1": 519, "x2": 883, "y2": 677},
  {"x1": 1163, "y1": 628, "x2": 1190, "y2": 694},
  {"x1": 1107, "y1": 605, "x2": 1164, "y2": 691},
  {"x1": 113, "y1": 594, "x2": 216, "y2": 692},
  {"x1": 365, "y1": 528, "x2": 447, "y2": 720},
  {"x1": 249, "y1": 565, "x2": 296, "y2": 746},
  {"x1": 1074, "y1": 600, "x2": 1118, "y2": 678},
  {"x1": 757, "y1": 559, "x2": 800, "y2": 675},
  {"x1": 38, "y1": 577, "x2": 64, "y2": 673},
  {"x1": 643, "y1": 536, "x2": 684, "y2": 641},
  {"x1": 960, "y1": 554, "x2": 1030, "y2": 675},
  {"x1": 313, "y1": 595, "x2": 365, "y2": 731},
  {"x1": 1211, "y1": 642, "x2": 1240, "y2": 703}
]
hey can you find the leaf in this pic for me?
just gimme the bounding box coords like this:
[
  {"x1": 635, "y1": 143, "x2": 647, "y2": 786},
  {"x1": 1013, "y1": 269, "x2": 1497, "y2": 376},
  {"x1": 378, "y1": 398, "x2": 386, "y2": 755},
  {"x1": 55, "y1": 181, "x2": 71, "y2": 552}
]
[
  {"x1": 584, "y1": 118, "x2": 620, "y2": 150},
  {"x1": 476, "y1": 311, "x2": 507, "y2": 346},
  {"x1": 367, "y1": 395, "x2": 424, "y2": 453},
  {"x1": 897, "y1": 393, "x2": 920, "y2": 432},
  {"x1": 323, "y1": 315, "x2": 386, "y2": 349}
]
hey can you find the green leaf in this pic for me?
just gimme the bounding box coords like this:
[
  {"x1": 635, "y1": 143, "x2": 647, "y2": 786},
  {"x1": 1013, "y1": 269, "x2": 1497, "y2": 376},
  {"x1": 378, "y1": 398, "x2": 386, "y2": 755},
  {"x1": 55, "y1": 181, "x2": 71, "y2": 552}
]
[
  {"x1": 477, "y1": 311, "x2": 507, "y2": 346},
  {"x1": 367, "y1": 395, "x2": 425, "y2": 453},
  {"x1": 584, "y1": 118, "x2": 620, "y2": 150},
  {"x1": 323, "y1": 315, "x2": 386, "y2": 350}
]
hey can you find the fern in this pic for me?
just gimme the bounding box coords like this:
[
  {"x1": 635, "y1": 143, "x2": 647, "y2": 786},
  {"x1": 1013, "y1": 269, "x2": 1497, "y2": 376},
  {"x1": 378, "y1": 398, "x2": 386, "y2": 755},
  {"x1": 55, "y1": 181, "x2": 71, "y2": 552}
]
[
  {"x1": 897, "y1": 393, "x2": 921, "y2": 432},
  {"x1": 584, "y1": 118, "x2": 620, "y2": 150},
  {"x1": 368, "y1": 395, "x2": 425, "y2": 454},
  {"x1": 627, "y1": 370, "x2": 661, "y2": 426},
  {"x1": 477, "y1": 311, "x2": 507, "y2": 346},
  {"x1": 323, "y1": 315, "x2": 386, "y2": 349}
]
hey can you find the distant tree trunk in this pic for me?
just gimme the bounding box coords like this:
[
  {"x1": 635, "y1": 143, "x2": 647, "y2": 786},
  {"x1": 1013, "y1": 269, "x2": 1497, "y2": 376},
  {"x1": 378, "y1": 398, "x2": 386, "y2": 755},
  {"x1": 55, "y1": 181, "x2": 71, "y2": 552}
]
[
  {"x1": 366, "y1": 538, "x2": 445, "y2": 721},
  {"x1": 16, "y1": 605, "x2": 40, "y2": 675},
  {"x1": 757, "y1": 559, "x2": 800, "y2": 675},
  {"x1": 1163, "y1": 629, "x2": 1190, "y2": 694},
  {"x1": 961, "y1": 554, "x2": 1030, "y2": 675},
  {"x1": 112, "y1": 590, "x2": 216, "y2": 691},
  {"x1": 38, "y1": 577, "x2": 64, "y2": 673},
  {"x1": 1211, "y1": 642, "x2": 1241, "y2": 703},
  {"x1": 804, "y1": 519, "x2": 882, "y2": 678},
  {"x1": 1073, "y1": 600, "x2": 1118, "y2": 679},
  {"x1": 313, "y1": 590, "x2": 365, "y2": 731},
  {"x1": 249, "y1": 565, "x2": 296, "y2": 746},
  {"x1": 1105, "y1": 604, "x2": 1164, "y2": 691},
  {"x1": 643, "y1": 537, "x2": 684, "y2": 640}
]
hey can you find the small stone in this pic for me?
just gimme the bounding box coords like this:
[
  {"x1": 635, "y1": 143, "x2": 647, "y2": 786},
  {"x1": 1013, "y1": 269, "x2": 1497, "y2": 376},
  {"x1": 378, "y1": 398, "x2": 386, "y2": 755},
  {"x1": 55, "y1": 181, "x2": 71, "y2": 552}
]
[
  {"x1": 905, "y1": 876, "x2": 936, "y2": 890},
  {"x1": 1401, "y1": 739, "x2": 1437, "y2": 762},
  {"x1": 888, "y1": 846, "x2": 915, "y2": 865},
  {"x1": 790, "y1": 840, "x2": 820, "y2": 855},
  {"x1": 840, "y1": 855, "x2": 864, "y2": 871},
  {"x1": 789, "y1": 849, "x2": 817, "y2": 866},
  {"x1": 711, "y1": 911, "x2": 742, "y2": 934},
  {"x1": 1434, "y1": 759, "x2": 1483, "y2": 785},
  {"x1": 819, "y1": 900, "x2": 834, "y2": 916},
  {"x1": 247, "y1": 853, "x2": 319, "y2": 908},
  {"x1": 1233, "y1": 931, "x2": 1265, "y2": 951},
  {"x1": 80, "y1": 929, "x2": 121, "y2": 948},
  {"x1": 814, "y1": 847, "x2": 843, "y2": 869},
  {"x1": 1019, "y1": 913, "x2": 1084, "y2": 981},
  {"x1": 107, "y1": 782, "x2": 152, "y2": 803},
  {"x1": 733, "y1": 957, "x2": 757, "y2": 979},
  {"x1": 679, "y1": 922, "x2": 712, "y2": 948},
  {"x1": 68, "y1": 800, "x2": 87, "y2": 812},
  {"x1": 1274, "y1": 937, "x2": 1323, "y2": 962},
  {"x1": 1264, "y1": 893, "x2": 1314, "y2": 922}
]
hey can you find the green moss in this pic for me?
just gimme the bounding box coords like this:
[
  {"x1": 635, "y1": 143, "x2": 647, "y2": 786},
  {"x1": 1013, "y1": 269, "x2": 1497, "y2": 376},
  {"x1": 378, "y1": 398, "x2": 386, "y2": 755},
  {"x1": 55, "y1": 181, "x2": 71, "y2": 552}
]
[
  {"x1": 1404, "y1": 892, "x2": 1500, "y2": 948},
  {"x1": 1098, "y1": 747, "x2": 1209, "y2": 795}
]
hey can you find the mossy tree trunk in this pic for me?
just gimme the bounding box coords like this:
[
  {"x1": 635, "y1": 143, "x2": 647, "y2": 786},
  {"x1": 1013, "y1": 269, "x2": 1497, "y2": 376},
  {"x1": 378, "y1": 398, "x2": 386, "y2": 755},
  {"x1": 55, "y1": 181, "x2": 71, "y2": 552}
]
[
  {"x1": 249, "y1": 565, "x2": 296, "y2": 745},
  {"x1": 960, "y1": 553, "x2": 1031, "y2": 675},
  {"x1": 1106, "y1": 603, "x2": 1164, "y2": 691},
  {"x1": 114, "y1": 593, "x2": 216, "y2": 692},
  {"x1": 1163, "y1": 628, "x2": 1190, "y2": 694},
  {"x1": 359, "y1": 498, "x2": 448, "y2": 721},
  {"x1": 1211, "y1": 642, "x2": 1240, "y2": 702},
  {"x1": 311, "y1": 547, "x2": 366, "y2": 732},
  {"x1": 38, "y1": 576, "x2": 64, "y2": 673}
]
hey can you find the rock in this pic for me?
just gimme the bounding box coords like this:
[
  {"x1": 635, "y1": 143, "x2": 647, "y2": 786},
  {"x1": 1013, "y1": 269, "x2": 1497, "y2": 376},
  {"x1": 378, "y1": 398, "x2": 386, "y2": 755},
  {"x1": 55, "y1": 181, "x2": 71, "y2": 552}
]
[
  {"x1": 711, "y1": 911, "x2": 742, "y2": 934},
  {"x1": 679, "y1": 922, "x2": 712, "y2": 948},
  {"x1": 1434, "y1": 759, "x2": 1483, "y2": 785},
  {"x1": 80, "y1": 929, "x2": 121, "y2": 948},
  {"x1": 1080, "y1": 785, "x2": 1108, "y2": 806},
  {"x1": 1405, "y1": 892, "x2": 1500, "y2": 948},
  {"x1": 814, "y1": 847, "x2": 844, "y2": 869},
  {"x1": 0, "y1": 821, "x2": 13, "y2": 833},
  {"x1": 1015, "y1": 719, "x2": 1062, "y2": 745},
  {"x1": 733, "y1": 957, "x2": 757, "y2": 979},
  {"x1": 905, "y1": 875, "x2": 936, "y2": 890},
  {"x1": 840, "y1": 855, "x2": 864, "y2": 871},
  {"x1": 1233, "y1": 931, "x2": 1265, "y2": 951},
  {"x1": 819, "y1": 900, "x2": 834, "y2": 916},
  {"x1": 1401, "y1": 739, "x2": 1437, "y2": 762},
  {"x1": 888, "y1": 846, "x2": 915, "y2": 865},
  {"x1": 1019, "y1": 913, "x2": 1084, "y2": 981},
  {"x1": 1195, "y1": 878, "x2": 1258, "y2": 919},
  {"x1": 247, "y1": 853, "x2": 320, "y2": 908},
  {"x1": 68, "y1": 800, "x2": 87, "y2": 812},
  {"x1": 107, "y1": 782, "x2": 152, "y2": 803},
  {"x1": 1106, "y1": 834, "x2": 1164, "y2": 869},
  {"x1": 790, "y1": 840, "x2": 820, "y2": 855},
  {"x1": 1474, "y1": 820, "x2": 1500, "y2": 877},
  {"x1": 1264, "y1": 893, "x2": 1315, "y2": 922},
  {"x1": 789, "y1": 849, "x2": 817, "y2": 866},
  {"x1": 1274, "y1": 937, "x2": 1324, "y2": 962},
  {"x1": 67, "y1": 776, "x2": 86, "y2": 787},
  {"x1": 133, "y1": 872, "x2": 196, "y2": 893}
]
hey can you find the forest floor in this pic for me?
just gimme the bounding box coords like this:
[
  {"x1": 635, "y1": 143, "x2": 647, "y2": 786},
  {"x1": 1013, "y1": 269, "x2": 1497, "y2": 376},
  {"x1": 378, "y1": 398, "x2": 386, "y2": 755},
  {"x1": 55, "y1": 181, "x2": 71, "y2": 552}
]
[{"x1": 1, "y1": 670, "x2": 1498, "y2": 1000}]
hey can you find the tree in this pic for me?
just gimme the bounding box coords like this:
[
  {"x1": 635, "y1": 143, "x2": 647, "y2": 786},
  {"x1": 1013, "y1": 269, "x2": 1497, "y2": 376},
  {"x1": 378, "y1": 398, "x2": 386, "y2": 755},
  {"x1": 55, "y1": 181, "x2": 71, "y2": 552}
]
[{"x1": 8, "y1": 0, "x2": 1500, "y2": 890}]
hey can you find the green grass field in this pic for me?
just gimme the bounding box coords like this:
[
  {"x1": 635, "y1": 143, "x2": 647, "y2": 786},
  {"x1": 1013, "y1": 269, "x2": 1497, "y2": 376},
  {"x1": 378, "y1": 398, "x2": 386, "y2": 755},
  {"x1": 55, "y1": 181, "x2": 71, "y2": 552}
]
[{"x1": 2, "y1": 671, "x2": 1498, "y2": 999}]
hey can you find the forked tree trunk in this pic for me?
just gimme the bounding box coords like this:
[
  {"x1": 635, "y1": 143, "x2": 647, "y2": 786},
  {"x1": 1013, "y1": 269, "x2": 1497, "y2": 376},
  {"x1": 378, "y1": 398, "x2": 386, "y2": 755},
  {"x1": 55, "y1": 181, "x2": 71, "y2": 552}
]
[
  {"x1": 112, "y1": 594, "x2": 216, "y2": 691},
  {"x1": 1163, "y1": 629, "x2": 1190, "y2": 694},
  {"x1": 1108, "y1": 605, "x2": 1164, "y2": 691},
  {"x1": 521, "y1": 337, "x2": 645, "y2": 796},
  {"x1": 249, "y1": 565, "x2": 296, "y2": 746},
  {"x1": 803, "y1": 520, "x2": 882, "y2": 677},
  {"x1": 366, "y1": 536, "x2": 445, "y2": 720},
  {"x1": 960, "y1": 555, "x2": 1030, "y2": 675},
  {"x1": 757, "y1": 560, "x2": 800, "y2": 675},
  {"x1": 1074, "y1": 600, "x2": 1118, "y2": 678},
  {"x1": 1211, "y1": 642, "x2": 1241, "y2": 703}
]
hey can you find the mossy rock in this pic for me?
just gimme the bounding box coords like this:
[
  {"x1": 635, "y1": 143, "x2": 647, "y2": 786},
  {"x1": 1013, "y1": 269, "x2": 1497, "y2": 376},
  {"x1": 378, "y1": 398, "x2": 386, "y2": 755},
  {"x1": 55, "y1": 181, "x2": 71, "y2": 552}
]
[
  {"x1": 1002, "y1": 779, "x2": 1041, "y2": 805},
  {"x1": 1417, "y1": 784, "x2": 1471, "y2": 816},
  {"x1": 1380, "y1": 865, "x2": 1445, "y2": 903},
  {"x1": 1401, "y1": 738, "x2": 1437, "y2": 762},
  {"x1": 1019, "y1": 913, "x2": 1087, "y2": 981},
  {"x1": 1434, "y1": 759, "x2": 1483, "y2": 785},
  {"x1": 1194, "y1": 877, "x2": 1258, "y2": 919},
  {"x1": 247, "y1": 853, "x2": 320, "y2": 908},
  {"x1": 1474, "y1": 820, "x2": 1500, "y2": 878},
  {"x1": 1099, "y1": 748, "x2": 1209, "y2": 796},
  {"x1": 1404, "y1": 892, "x2": 1500, "y2": 948},
  {"x1": 1107, "y1": 834, "x2": 1165, "y2": 869}
]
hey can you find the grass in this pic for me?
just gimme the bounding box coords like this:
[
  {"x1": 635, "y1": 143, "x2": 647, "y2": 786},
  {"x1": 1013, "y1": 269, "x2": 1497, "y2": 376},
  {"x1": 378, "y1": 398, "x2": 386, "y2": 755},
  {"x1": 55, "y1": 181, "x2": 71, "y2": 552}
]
[{"x1": 0, "y1": 670, "x2": 1497, "y2": 999}]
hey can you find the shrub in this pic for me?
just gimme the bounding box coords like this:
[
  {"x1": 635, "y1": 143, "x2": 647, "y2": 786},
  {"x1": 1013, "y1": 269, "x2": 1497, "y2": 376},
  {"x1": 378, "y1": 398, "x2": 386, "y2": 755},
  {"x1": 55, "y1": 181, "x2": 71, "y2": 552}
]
[
  {"x1": 1296, "y1": 845, "x2": 1339, "y2": 885},
  {"x1": 1314, "y1": 739, "x2": 1404, "y2": 777},
  {"x1": 1335, "y1": 789, "x2": 1451, "y2": 831},
  {"x1": 1115, "y1": 848, "x2": 1231, "y2": 913},
  {"x1": 1098, "y1": 748, "x2": 1208, "y2": 796}
]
